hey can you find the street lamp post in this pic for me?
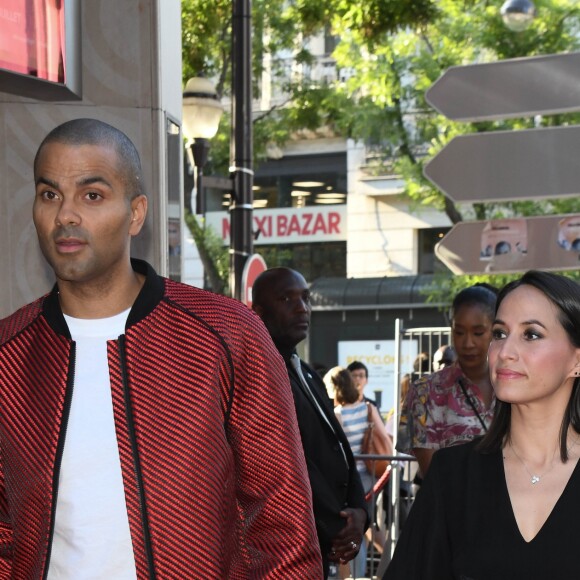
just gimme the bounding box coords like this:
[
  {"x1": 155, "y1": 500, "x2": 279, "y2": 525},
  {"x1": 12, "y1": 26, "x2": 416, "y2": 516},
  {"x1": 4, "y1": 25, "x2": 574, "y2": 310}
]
[
  {"x1": 230, "y1": 0, "x2": 254, "y2": 301},
  {"x1": 182, "y1": 0, "x2": 253, "y2": 301},
  {"x1": 182, "y1": 77, "x2": 224, "y2": 215}
]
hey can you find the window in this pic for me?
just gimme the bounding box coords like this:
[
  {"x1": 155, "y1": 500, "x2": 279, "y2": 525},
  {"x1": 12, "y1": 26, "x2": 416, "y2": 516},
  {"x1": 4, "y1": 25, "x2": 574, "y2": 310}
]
[
  {"x1": 257, "y1": 242, "x2": 346, "y2": 280},
  {"x1": 253, "y1": 153, "x2": 347, "y2": 209},
  {"x1": 418, "y1": 227, "x2": 451, "y2": 274},
  {"x1": 0, "y1": 0, "x2": 81, "y2": 100}
]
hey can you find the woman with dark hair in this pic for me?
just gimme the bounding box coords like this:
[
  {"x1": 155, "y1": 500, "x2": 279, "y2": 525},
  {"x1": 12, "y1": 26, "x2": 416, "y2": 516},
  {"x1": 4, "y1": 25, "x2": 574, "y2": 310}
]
[
  {"x1": 397, "y1": 284, "x2": 497, "y2": 476},
  {"x1": 384, "y1": 271, "x2": 580, "y2": 579},
  {"x1": 325, "y1": 367, "x2": 392, "y2": 579}
]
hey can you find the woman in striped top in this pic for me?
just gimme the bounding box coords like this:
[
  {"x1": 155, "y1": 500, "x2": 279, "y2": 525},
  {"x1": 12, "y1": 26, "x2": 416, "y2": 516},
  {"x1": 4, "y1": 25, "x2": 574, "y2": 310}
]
[{"x1": 325, "y1": 367, "x2": 392, "y2": 579}]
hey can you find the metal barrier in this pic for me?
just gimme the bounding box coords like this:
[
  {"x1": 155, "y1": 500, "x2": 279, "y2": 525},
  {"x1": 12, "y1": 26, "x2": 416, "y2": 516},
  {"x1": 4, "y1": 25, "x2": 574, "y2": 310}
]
[
  {"x1": 388, "y1": 322, "x2": 451, "y2": 567},
  {"x1": 349, "y1": 454, "x2": 417, "y2": 580},
  {"x1": 332, "y1": 321, "x2": 452, "y2": 578}
]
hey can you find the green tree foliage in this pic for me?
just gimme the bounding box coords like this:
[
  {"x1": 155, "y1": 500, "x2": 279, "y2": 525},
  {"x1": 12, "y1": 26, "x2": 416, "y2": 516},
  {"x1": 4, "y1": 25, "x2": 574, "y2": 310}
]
[
  {"x1": 181, "y1": 0, "x2": 442, "y2": 292},
  {"x1": 425, "y1": 269, "x2": 580, "y2": 311},
  {"x1": 184, "y1": 212, "x2": 230, "y2": 294},
  {"x1": 182, "y1": 0, "x2": 580, "y2": 295},
  {"x1": 181, "y1": 0, "x2": 444, "y2": 172},
  {"x1": 320, "y1": 0, "x2": 580, "y2": 224}
]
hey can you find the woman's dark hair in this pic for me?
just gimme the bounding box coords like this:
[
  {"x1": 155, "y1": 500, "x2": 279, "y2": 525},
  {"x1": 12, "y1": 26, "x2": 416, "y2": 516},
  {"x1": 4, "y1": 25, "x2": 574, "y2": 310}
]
[
  {"x1": 449, "y1": 283, "x2": 498, "y2": 323},
  {"x1": 478, "y1": 271, "x2": 580, "y2": 461},
  {"x1": 325, "y1": 366, "x2": 359, "y2": 405}
]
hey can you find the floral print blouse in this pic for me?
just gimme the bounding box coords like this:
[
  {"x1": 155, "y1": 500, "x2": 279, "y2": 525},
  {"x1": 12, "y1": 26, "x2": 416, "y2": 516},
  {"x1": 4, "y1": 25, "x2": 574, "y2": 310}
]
[{"x1": 396, "y1": 363, "x2": 495, "y2": 453}]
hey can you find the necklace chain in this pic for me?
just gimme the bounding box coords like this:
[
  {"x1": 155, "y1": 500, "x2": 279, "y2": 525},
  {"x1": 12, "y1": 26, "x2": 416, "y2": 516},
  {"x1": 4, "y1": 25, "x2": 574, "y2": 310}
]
[
  {"x1": 506, "y1": 435, "x2": 580, "y2": 485},
  {"x1": 509, "y1": 443, "x2": 557, "y2": 485}
]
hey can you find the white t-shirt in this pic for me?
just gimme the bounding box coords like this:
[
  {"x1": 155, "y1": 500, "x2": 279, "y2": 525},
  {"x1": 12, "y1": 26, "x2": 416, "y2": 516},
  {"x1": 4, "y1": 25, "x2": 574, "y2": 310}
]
[{"x1": 47, "y1": 310, "x2": 137, "y2": 579}]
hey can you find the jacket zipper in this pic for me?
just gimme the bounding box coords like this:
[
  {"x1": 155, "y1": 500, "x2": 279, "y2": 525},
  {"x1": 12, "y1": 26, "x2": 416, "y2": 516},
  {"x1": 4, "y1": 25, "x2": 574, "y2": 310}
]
[
  {"x1": 43, "y1": 342, "x2": 76, "y2": 580},
  {"x1": 118, "y1": 335, "x2": 156, "y2": 579}
]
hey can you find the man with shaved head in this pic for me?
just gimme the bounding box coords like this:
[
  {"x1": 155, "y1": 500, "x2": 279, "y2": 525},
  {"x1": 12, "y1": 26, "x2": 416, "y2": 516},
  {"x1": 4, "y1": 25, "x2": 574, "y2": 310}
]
[
  {"x1": 253, "y1": 267, "x2": 368, "y2": 578},
  {"x1": 0, "y1": 119, "x2": 321, "y2": 578}
]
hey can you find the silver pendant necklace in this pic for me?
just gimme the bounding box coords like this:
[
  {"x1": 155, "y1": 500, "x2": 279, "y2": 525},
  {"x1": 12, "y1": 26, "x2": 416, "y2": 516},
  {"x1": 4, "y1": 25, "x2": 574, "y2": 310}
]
[
  {"x1": 507, "y1": 442, "x2": 558, "y2": 485},
  {"x1": 506, "y1": 435, "x2": 580, "y2": 485}
]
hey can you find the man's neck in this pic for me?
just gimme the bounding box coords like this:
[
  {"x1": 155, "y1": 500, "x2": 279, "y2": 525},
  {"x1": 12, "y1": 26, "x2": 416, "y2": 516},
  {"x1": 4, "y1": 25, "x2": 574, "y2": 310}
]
[
  {"x1": 58, "y1": 267, "x2": 145, "y2": 319},
  {"x1": 273, "y1": 341, "x2": 298, "y2": 362}
]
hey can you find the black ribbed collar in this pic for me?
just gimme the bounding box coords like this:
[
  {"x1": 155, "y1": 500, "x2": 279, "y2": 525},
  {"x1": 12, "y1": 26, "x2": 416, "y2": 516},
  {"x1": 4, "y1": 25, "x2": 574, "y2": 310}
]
[{"x1": 42, "y1": 258, "x2": 165, "y2": 339}]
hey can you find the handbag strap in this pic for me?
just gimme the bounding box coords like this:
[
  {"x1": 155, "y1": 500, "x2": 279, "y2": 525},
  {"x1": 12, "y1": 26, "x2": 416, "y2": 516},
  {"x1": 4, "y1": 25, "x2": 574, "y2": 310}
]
[
  {"x1": 365, "y1": 401, "x2": 373, "y2": 428},
  {"x1": 457, "y1": 377, "x2": 488, "y2": 433}
]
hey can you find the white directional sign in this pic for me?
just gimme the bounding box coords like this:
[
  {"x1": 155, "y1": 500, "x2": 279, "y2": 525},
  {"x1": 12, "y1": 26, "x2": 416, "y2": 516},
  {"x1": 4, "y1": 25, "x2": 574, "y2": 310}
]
[
  {"x1": 425, "y1": 52, "x2": 580, "y2": 275},
  {"x1": 426, "y1": 52, "x2": 580, "y2": 122},
  {"x1": 424, "y1": 125, "x2": 580, "y2": 204},
  {"x1": 436, "y1": 214, "x2": 580, "y2": 275}
]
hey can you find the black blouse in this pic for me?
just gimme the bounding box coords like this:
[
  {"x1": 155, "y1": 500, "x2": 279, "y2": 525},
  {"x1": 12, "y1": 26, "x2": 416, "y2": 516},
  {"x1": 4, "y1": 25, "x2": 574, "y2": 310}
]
[{"x1": 384, "y1": 439, "x2": 580, "y2": 579}]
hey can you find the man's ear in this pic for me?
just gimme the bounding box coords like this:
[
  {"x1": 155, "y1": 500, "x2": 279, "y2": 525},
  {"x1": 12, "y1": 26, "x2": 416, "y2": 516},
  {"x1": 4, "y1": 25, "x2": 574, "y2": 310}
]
[
  {"x1": 252, "y1": 303, "x2": 262, "y2": 316},
  {"x1": 129, "y1": 195, "x2": 148, "y2": 236}
]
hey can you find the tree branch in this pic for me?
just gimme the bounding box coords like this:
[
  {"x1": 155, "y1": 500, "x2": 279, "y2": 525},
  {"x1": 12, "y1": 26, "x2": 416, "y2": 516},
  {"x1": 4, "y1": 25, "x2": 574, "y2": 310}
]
[
  {"x1": 184, "y1": 212, "x2": 227, "y2": 294},
  {"x1": 253, "y1": 97, "x2": 292, "y2": 122}
]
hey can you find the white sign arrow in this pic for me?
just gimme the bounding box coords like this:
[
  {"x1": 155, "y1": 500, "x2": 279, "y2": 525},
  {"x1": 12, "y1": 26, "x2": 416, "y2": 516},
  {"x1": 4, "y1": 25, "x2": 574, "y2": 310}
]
[
  {"x1": 424, "y1": 125, "x2": 580, "y2": 204},
  {"x1": 426, "y1": 52, "x2": 580, "y2": 122},
  {"x1": 436, "y1": 214, "x2": 580, "y2": 275}
]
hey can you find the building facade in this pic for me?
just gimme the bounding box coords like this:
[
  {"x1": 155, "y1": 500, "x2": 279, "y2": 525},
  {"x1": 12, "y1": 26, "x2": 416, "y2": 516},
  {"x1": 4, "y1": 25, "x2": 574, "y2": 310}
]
[{"x1": 0, "y1": 0, "x2": 183, "y2": 318}]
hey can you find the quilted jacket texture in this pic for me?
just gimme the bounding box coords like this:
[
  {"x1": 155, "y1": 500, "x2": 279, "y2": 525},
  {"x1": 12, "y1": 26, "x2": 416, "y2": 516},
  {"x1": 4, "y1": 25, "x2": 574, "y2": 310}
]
[{"x1": 0, "y1": 260, "x2": 321, "y2": 579}]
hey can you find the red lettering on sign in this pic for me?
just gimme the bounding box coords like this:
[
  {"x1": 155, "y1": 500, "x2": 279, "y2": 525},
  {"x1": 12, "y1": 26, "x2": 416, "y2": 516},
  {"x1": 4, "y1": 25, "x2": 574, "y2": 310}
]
[
  {"x1": 255, "y1": 215, "x2": 270, "y2": 238},
  {"x1": 277, "y1": 215, "x2": 288, "y2": 236},
  {"x1": 287, "y1": 215, "x2": 301, "y2": 236},
  {"x1": 222, "y1": 218, "x2": 231, "y2": 239},
  {"x1": 302, "y1": 213, "x2": 313, "y2": 235},
  {"x1": 312, "y1": 213, "x2": 327, "y2": 235},
  {"x1": 328, "y1": 212, "x2": 341, "y2": 234}
]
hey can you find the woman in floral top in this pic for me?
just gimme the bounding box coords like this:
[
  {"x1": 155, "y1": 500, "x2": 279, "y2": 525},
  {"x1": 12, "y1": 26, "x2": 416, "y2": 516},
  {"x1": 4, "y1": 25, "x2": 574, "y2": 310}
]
[{"x1": 397, "y1": 284, "x2": 497, "y2": 477}]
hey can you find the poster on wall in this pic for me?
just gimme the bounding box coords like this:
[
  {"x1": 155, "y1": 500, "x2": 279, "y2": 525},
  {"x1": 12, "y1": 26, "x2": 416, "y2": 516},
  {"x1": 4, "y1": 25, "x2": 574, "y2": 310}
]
[
  {"x1": 0, "y1": 0, "x2": 66, "y2": 82},
  {"x1": 338, "y1": 340, "x2": 418, "y2": 412}
]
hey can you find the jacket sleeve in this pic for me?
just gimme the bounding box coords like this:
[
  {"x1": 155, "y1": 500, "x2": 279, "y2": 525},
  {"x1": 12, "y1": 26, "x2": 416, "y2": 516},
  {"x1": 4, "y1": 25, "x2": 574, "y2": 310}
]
[
  {"x1": 345, "y1": 438, "x2": 370, "y2": 517},
  {"x1": 308, "y1": 369, "x2": 369, "y2": 540},
  {"x1": 227, "y1": 311, "x2": 322, "y2": 579},
  {"x1": 0, "y1": 452, "x2": 13, "y2": 577},
  {"x1": 382, "y1": 450, "x2": 452, "y2": 580}
]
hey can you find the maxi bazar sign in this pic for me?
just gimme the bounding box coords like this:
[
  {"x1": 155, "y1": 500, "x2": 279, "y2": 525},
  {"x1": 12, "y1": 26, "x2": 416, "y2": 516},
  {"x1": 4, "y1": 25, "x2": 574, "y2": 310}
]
[{"x1": 205, "y1": 205, "x2": 347, "y2": 245}]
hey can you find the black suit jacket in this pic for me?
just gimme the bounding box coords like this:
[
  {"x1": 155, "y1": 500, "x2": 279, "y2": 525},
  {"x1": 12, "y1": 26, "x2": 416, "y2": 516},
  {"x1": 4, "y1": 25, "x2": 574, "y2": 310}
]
[{"x1": 284, "y1": 354, "x2": 368, "y2": 557}]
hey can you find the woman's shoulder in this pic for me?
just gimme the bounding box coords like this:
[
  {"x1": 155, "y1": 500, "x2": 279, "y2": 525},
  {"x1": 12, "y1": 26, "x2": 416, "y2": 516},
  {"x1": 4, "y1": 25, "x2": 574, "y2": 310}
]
[
  {"x1": 425, "y1": 440, "x2": 502, "y2": 505},
  {"x1": 339, "y1": 400, "x2": 367, "y2": 416},
  {"x1": 431, "y1": 438, "x2": 498, "y2": 474},
  {"x1": 413, "y1": 363, "x2": 463, "y2": 392}
]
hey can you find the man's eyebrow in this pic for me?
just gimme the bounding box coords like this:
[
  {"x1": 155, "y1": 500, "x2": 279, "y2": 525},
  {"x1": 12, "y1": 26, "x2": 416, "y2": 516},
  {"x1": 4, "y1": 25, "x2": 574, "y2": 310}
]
[
  {"x1": 35, "y1": 176, "x2": 58, "y2": 188},
  {"x1": 77, "y1": 175, "x2": 113, "y2": 189},
  {"x1": 35, "y1": 175, "x2": 114, "y2": 189}
]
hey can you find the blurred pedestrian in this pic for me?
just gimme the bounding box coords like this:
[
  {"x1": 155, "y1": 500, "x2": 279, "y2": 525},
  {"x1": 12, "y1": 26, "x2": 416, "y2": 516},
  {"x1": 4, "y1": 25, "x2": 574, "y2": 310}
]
[
  {"x1": 432, "y1": 344, "x2": 457, "y2": 372},
  {"x1": 347, "y1": 361, "x2": 378, "y2": 407},
  {"x1": 329, "y1": 366, "x2": 393, "y2": 579},
  {"x1": 397, "y1": 284, "x2": 497, "y2": 477}
]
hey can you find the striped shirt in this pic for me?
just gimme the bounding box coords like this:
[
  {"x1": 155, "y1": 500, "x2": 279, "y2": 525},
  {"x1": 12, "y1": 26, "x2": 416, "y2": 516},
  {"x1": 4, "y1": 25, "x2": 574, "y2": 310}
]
[{"x1": 335, "y1": 401, "x2": 369, "y2": 473}]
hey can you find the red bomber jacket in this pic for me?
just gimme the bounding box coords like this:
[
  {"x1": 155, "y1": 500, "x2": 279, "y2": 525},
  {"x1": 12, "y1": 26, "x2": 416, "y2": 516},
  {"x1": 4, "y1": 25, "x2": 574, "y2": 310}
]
[{"x1": 0, "y1": 259, "x2": 322, "y2": 579}]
